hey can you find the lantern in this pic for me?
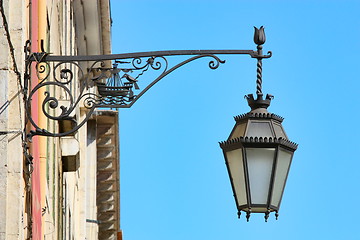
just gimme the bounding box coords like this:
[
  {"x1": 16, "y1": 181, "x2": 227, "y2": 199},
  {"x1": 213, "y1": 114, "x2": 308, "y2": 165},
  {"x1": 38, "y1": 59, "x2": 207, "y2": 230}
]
[{"x1": 220, "y1": 94, "x2": 297, "y2": 221}]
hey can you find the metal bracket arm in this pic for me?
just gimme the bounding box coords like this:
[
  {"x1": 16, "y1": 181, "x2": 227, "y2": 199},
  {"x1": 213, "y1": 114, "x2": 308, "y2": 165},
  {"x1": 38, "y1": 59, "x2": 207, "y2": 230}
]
[
  {"x1": 26, "y1": 49, "x2": 271, "y2": 62},
  {"x1": 24, "y1": 27, "x2": 272, "y2": 138}
]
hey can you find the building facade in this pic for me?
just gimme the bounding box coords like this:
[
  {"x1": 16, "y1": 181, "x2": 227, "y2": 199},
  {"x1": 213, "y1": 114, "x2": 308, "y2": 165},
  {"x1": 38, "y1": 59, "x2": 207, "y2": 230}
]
[{"x1": 0, "y1": 0, "x2": 121, "y2": 239}]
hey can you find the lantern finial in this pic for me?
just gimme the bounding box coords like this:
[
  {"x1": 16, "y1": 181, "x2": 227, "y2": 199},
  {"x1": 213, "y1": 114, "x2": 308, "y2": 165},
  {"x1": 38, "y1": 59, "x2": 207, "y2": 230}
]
[
  {"x1": 245, "y1": 93, "x2": 274, "y2": 112},
  {"x1": 246, "y1": 211, "x2": 251, "y2": 222}
]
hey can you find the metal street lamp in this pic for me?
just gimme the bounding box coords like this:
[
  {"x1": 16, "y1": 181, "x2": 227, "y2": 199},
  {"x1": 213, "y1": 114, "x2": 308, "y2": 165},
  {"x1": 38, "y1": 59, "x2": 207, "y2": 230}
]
[
  {"x1": 219, "y1": 93, "x2": 297, "y2": 222},
  {"x1": 219, "y1": 28, "x2": 297, "y2": 221},
  {"x1": 23, "y1": 26, "x2": 297, "y2": 221}
]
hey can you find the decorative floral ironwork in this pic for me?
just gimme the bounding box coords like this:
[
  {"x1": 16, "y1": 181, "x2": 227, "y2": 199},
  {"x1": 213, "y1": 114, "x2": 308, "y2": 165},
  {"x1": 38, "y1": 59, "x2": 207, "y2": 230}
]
[
  {"x1": 24, "y1": 52, "x2": 236, "y2": 138},
  {"x1": 24, "y1": 28, "x2": 272, "y2": 138},
  {"x1": 254, "y1": 26, "x2": 266, "y2": 45}
]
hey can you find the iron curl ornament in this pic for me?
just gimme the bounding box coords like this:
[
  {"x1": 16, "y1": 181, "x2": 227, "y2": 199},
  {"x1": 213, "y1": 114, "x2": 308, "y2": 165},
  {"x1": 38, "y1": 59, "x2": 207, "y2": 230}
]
[{"x1": 24, "y1": 27, "x2": 272, "y2": 139}]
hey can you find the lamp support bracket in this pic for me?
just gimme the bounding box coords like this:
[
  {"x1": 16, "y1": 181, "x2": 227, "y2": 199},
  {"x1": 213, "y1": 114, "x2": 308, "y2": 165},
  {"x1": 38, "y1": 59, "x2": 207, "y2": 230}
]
[{"x1": 24, "y1": 29, "x2": 272, "y2": 139}]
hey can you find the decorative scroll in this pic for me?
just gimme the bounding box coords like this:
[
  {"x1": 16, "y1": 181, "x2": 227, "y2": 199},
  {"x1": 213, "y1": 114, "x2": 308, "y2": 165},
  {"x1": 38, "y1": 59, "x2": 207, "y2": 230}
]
[
  {"x1": 24, "y1": 25, "x2": 272, "y2": 138},
  {"x1": 25, "y1": 50, "x2": 255, "y2": 138}
]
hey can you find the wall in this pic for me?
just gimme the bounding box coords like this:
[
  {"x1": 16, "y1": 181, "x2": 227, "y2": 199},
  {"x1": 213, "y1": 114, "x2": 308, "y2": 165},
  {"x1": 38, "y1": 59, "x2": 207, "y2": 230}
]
[
  {"x1": 0, "y1": 0, "x2": 28, "y2": 239},
  {"x1": 0, "y1": 0, "x2": 118, "y2": 239}
]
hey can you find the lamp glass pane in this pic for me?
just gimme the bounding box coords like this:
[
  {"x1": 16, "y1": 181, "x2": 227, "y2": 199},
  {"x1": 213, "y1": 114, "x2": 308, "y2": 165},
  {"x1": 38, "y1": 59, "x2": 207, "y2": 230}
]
[
  {"x1": 270, "y1": 148, "x2": 293, "y2": 208},
  {"x1": 246, "y1": 121, "x2": 274, "y2": 137},
  {"x1": 245, "y1": 148, "x2": 275, "y2": 204},
  {"x1": 273, "y1": 123, "x2": 287, "y2": 139},
  {"x1": 229, "y1": 123, "x2": 247, "y2": 139},
  {"x1": 225, "y1": 148, "x2": 247, "y2": 207}
]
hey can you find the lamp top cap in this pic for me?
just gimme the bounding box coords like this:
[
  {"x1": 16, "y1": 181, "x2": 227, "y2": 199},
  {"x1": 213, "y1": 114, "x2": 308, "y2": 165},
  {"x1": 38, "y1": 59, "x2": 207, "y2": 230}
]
[{"x1": 245, "y1": 93, "x2": 273, "y2": 113}]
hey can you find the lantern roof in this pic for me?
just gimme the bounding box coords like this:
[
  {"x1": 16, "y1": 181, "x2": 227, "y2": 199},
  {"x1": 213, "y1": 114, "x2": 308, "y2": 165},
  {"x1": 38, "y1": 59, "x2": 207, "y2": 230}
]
[
  {"x1": 234, "y1": 112, "x2": 284, "y2": 123},
  {"x1": 226, "y1": 93, "x2": 297, "y2": 144}
]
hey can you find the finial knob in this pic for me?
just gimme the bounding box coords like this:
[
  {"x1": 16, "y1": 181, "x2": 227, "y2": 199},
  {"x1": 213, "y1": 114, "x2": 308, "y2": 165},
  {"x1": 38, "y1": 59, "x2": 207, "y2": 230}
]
[{"x1": 254, "y1": 26, "x2": 266, "y2": 45}]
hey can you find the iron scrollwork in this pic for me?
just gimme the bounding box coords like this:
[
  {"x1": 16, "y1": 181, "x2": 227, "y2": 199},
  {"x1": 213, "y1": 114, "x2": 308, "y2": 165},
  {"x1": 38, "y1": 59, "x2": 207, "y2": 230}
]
[{"x1": 24, "y1": 28, "x2": 272, "y2": 138}]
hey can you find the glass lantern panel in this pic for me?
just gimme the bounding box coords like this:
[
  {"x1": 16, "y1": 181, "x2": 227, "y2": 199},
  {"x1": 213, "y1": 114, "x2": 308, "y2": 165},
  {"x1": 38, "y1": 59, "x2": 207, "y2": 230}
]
[
  {"x1": 270, "y1": 148, "x2": 293, "y2": 208},
  {"x1": 273, "y1": 122, "x2": 287, "y2": 139},
  {"x1": 229, "y1": 123, "x2": 247, "y2": 139},
  {"x1": 246, "y1": 121, "x2": 274, "y2": 137},
  {"x1": 225, "y1": 148, "x2": 247, "y2": 207},
  {"x1": 245, "y1": 148, "x2": 275, "y2": 205}
]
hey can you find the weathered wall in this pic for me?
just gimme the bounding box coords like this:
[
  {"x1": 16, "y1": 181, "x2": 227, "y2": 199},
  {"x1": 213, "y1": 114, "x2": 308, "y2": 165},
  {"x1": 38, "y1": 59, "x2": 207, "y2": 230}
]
[
  {"x1": 0, "y1": 1, "x2": 116, "y2": 239},
  {"x1": 0, "y1": 0, "x2": 28, "y2": 239}
]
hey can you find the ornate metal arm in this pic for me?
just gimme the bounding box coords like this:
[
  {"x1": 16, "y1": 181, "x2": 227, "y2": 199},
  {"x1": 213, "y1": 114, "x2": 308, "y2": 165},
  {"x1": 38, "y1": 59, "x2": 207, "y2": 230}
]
[{"x1": 24, "y1": 27, "x2": 272, "y2": 138}]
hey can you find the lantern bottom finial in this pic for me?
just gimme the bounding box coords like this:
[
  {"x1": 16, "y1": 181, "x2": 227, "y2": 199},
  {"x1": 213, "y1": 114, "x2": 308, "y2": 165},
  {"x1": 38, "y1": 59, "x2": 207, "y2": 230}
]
[{"x1": 246, "y1": 210, "x2": 251, "y2": 222}]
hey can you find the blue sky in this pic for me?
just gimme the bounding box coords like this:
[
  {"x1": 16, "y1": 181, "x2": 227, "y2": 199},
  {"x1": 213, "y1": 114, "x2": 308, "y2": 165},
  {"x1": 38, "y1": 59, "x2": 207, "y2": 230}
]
[{"x1": 110, "y1": 1, "x2": 360, "y2": 240}]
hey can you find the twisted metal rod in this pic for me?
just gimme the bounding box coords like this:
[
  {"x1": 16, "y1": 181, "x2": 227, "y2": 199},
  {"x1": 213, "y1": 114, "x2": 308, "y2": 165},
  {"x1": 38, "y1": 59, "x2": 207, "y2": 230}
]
[
  {"x1": 256, "y1": 58, "x2": 263, "y2": 95},
  {"x1": 255, "y1": 43, "x2": 264, "y2": 96}
]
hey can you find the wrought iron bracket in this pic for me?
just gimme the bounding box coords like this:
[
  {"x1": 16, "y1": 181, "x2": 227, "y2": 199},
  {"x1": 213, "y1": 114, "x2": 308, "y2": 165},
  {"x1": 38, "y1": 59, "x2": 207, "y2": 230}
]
[{"x1": 24, "y1": 27, "x2": 272, "y2": 139}]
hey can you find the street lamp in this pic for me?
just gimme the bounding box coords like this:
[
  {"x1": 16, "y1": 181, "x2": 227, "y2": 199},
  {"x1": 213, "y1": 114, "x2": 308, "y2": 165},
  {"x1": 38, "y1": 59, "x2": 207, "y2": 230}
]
[
  {"x1": 23, "y1": 26, "x2": 297, "y2": 221},
  {"x1": 220, "y1": 27, "x2": 297, "y2": 222},
  {"x1": 219, "y1": 94, "x2": 297, "y2": 222}
]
